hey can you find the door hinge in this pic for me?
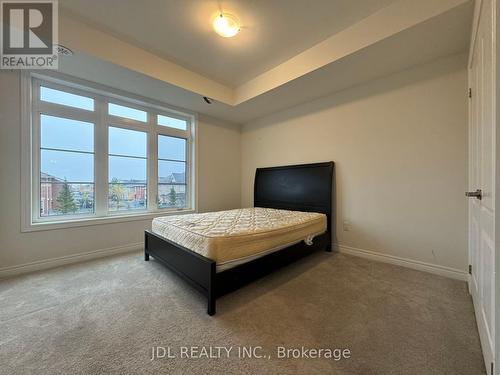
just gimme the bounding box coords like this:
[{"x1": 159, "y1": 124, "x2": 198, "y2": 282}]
[
  {"x1": 468, "y1": 88, "x2": 472, "y2": 98},
  {"x1": 468, "y1": 265, "x2": 472, "y2": 274}
]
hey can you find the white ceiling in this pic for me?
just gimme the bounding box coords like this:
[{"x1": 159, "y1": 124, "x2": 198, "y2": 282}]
[
  {"x1": 58, "y1": 0, "x2": 473, "y2": 124},
  {"x1": 60, "y1": 0, "x2": 398, "y2": 87}
]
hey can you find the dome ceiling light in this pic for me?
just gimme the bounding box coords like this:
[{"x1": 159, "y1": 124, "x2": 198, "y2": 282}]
[{"x1": 213, "y1": 13, "x2": 240, "y2": 38}]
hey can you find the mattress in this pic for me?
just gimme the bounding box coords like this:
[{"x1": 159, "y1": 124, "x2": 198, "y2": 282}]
[{"x1": 152, "y1": 207, "x2": 327, "y2": 269}]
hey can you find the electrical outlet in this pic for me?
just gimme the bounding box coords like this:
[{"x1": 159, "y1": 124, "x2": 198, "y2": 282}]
[{"x1": 343, "y1": 220, "x2": 351, "y2": 231}]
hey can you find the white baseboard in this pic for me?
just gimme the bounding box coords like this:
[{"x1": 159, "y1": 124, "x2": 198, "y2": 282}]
[
  {"x1": 0, "y1": 242, "x2": 467, "y2": 281},
  {"x1": 0, "y1": 242, "x2": 143, "y2": 279},
  {"x1": 336, "y1": 243, "x2": 468, "y2": 281}
]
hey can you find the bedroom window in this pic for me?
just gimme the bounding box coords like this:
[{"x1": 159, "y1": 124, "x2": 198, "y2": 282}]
[
  {"x1": 158, "y1": 135, "x2": 187, "y2": 209},
  {"x1": 24, "y1": 73, "x2": 196, "y2": 230},
  {"x1": 158, "y1": 114, "x2": 187, "y2": 130},
  {"x1": 40, "y1": 115, "x2": 95, "y2": 217},
  {"x1": 108, "y1": 103, "x2": 147, "y2": 122},
  {"x1": 108, "y1": 127, "x2": 148, "y2": 212}
]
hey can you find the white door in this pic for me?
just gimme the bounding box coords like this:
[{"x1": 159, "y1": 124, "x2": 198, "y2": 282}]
[{"x1": 468, "y1": 0, "x2": 496, "y2": 374}]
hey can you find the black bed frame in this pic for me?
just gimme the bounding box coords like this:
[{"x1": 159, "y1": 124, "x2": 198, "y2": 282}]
[{"x1": 145, "y1": 161, "x2": 334, "y2": 315}]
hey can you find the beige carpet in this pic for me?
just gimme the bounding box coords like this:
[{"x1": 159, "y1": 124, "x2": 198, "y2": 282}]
[{"x1": 0, "y1": 251, "x2": 485, "y2": 375}]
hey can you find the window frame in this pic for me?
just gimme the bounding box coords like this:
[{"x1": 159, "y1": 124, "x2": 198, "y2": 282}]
[
  {"x1": 157, "y1": 133, "x2": 189, "y2": 210},
  {"x1": 21, "y1": 71, "x2": 197, "y2": 232}
]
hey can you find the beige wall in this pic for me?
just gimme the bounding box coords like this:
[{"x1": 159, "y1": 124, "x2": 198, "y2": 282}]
[
  {"x1": 197, "y1": 115, "x2": 241, "y2": 212},
  {"x1": 0, "y1": 53, "x2": 468, "y2": 275},
  {"x1": 0, "y1": 70, "x2": 240, "y2": 270},
  {"x1": 241, "y1": 54, "x2": 468, "y2": 272}
]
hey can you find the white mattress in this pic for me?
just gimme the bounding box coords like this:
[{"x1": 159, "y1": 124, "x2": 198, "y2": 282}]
[
  {"x1": 215, "y1": 239, "x2": 304, "y2": 272},
  {"x1": 151, "y1": 207, "x2": 327, "y2": 271}
]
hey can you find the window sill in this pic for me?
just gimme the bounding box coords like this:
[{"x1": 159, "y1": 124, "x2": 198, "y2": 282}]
[{"x1": 22, "y1": 209, "x2": 196, "y2": 232}]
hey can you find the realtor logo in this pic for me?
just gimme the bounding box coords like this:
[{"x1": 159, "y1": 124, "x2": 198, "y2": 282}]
[{"x1": 1, "y1": 0, "x2": 58, "y2": 69}]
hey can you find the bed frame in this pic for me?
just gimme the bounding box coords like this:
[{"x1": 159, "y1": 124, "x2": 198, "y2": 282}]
[{"x1": 145, "y1": 161, "x2": 334, "y2": 315}]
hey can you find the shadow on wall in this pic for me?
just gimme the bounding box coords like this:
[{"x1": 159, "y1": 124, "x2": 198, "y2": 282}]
[
  {"x1": 245, "y1": 53, "x2": 467, "y2": 131},
  {"x1": 240, "y1": 52, "x2": 468, "y2": 272}
]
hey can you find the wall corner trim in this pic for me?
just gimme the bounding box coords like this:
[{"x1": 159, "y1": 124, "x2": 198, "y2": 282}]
[
  {"x1": 0, "y1": 243, "x2": 143, "y2": 279},
  {"x1": 336, "y1": 243, "x2": 468, "y2": 281}
]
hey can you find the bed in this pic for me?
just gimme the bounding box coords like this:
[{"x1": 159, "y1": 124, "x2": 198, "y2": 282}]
[{"x1": 145, "y1": 161, "x2": 334, "y2": 315}]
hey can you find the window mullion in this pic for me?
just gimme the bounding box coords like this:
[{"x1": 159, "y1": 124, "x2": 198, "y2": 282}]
[
  {"x1": 149, "y1": 112, "x2": 158, "y2": 211},
  {"x1": 153, "y1": 125, "x2": 188, "y2": 139},
  {"x1": 186, "y1": 122, "x2": 193, "y2": 210},
  {"x1": 94, "y1": 99, "x2": 108, "y2": 216},
  {"x1": 32, "y1": 82, "x2": 41, "y2": 221}
]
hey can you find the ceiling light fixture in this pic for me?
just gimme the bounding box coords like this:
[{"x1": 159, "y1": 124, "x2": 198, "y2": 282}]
[{"x1": 213, "y1": 13, "x2": 240, "y2": 38}]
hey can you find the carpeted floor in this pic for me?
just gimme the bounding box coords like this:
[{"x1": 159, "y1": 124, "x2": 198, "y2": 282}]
[{"x1": 0, "y1": 251, "x2": 485, "y2": 375}]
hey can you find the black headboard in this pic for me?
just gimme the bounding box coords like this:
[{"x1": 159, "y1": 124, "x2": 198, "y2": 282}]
[{"x1": 254, "y1": 162, "x2": 334, "y2": 232}]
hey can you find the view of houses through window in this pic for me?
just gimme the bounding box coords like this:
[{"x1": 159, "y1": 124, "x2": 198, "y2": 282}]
[
  {"x1": 34, "y1": 77, "x2": 193, "y2": 221},
  {"x1": 158, "y1": 134, "x2": 187, "y2": 209},
  {"x1": 108, "y1": 126, "x2": 148, "y2": 212},
  {"x1": 40, "y1": 174, "x2": 94, "y2": 217},
  {"x1": 40, "y1": 113, "x2": 95, "y2": 217}
]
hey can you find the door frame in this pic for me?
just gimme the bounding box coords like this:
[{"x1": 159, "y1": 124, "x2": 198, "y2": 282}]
[
  {"x1": 467, "y1": 0, "x2": 498, "y2": 374},
  {"x1": 467, "y1": 0, "x2": 500, "y2": 375},
  {"x1": 467, "y1": 0, "x2": 481, "y2": 296},
  {"x1": 495, "y1": 0, "x2": 499, "y2": 373}
]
